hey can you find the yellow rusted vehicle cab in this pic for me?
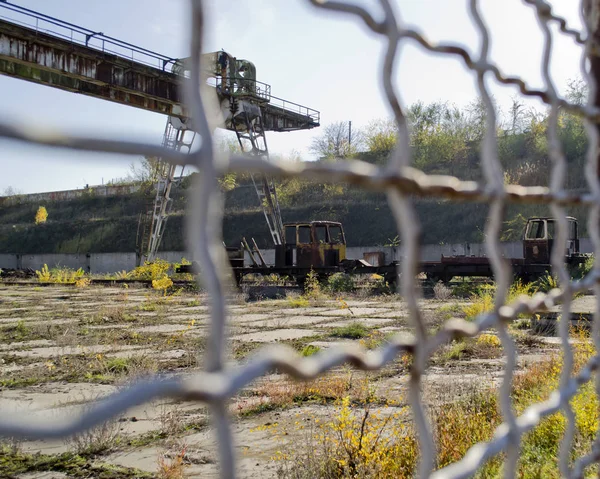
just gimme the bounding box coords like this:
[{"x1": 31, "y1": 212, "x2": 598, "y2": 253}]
[{"x1": 275, "y1": 221, "x2": 347, "y2": 268}]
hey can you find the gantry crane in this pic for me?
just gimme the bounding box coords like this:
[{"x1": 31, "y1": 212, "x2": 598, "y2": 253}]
[{"x1": 144, "y1": 51, "x2": 319, "y2": 261}]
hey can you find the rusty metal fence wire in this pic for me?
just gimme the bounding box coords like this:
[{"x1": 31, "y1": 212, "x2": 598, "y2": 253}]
[{"x1": 1, "y1": 0, "x2": 600, "y2": 477}]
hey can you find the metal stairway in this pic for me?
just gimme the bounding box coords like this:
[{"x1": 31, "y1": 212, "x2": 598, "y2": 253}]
[
  {"x1": 145, "y1": 117, "x2": 196, "y2": 262},
  {"x1": 233, "y1": 103, "x2": 284, "y2": 247}
]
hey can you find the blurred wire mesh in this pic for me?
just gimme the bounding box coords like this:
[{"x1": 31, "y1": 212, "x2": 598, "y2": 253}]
[{"x1": 1, "y1": 0, "x2": 600, "y2": 477}]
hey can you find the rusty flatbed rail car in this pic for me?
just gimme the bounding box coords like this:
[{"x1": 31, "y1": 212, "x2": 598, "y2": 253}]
[{"x1": 178, "y1": 217, "x2": 589, "y2": 287}]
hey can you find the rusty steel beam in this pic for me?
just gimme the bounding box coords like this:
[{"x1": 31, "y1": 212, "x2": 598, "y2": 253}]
[
  {"x1": 0, "y1": 20, "x2": 185, "y2": 118},
  {"x1": 0, "y1": 19, "x2": 319, "y2": 131}
]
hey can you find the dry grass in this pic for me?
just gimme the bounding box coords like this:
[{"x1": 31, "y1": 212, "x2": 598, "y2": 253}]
[
  {"x1": 157, "y1": 444, "x2": 188, "y2": 479},
  {"x1": 64, "y1": 396, "x2": 122, "y2": 455},
  {"x1": 237, "y1": 373, "x2": 358, "y2": 415}
]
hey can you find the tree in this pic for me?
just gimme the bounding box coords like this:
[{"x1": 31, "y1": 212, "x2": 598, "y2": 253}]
[
  {"x1": 2, "y1": 186, "x2": 23, "y2": 197},
  {"x1": 407, "y1": 101, "x2": 471, "y2": 173},
  {"x1": 364, "y1": 119, "x2": 397, "y2": 153},
  {"x1": 505, "y1": 96, "x2": 526, "y2": 134},
  {"x1": 216, "y1": 135, "x2": 242, "y2": 191},
  {"x1": 35, "y1": 206, "x2": 48, "y2": 225},
  {"x1": 309, "y1": 121, "x2": 362, "y2": 159},
  {"x1": 128, "y1": 156, "x2": 166, "y2": 184}
]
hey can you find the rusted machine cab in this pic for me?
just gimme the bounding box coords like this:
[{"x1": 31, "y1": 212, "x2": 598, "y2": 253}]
[
  {"x1": 523, "y1": 217, "x2": 579, "y2": 264},
  {"x1": 275, "y1": 221, "x2": 347, "y2": 268}
]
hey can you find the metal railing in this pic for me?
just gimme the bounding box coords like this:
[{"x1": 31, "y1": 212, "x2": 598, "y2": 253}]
[
  {"x1": 205, "y1": 76, "x2": 272, "y2": 102},
  {"x1": 0, "y1": 0, "x2": 597, "y2": 478},
  {"x1": 205, "y1": 76, "x2": 320, "y2": 124},
  {"x1": 268, "y1": 94, "x2": 320, "y2": 124},
  {"x1": 0, "y1": 0, "x2": 179, "y2": 71}
]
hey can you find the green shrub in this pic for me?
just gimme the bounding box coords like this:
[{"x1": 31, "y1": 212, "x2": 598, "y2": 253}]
[{"x1": 326, "y1": 273, "x2": 355, "y2": 293}]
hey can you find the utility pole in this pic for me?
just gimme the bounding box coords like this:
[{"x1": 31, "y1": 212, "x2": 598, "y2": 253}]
[{"x1": 348, "y1": 120, "x2": 352, "y2": 146}]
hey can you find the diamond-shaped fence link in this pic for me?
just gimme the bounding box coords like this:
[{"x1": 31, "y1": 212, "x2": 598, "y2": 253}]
[{"x1": 0, "y1": 0, "x2": 599, "y2": 477}]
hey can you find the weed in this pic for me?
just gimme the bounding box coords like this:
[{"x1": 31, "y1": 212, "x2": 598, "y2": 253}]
[
  {"x1": 0, "y1": 449, "x2": 153, "y2": 478},
  {"x1": 114, "y1": 270, "x2": 130, "y2": 279},
  {"x1": 434, "y1": 392, "x2": 500, "y2": 468},
  {"x1": 252, "y1": 373, "x2": 353, "y2": 411},
  {"x1": 462, "y1": 288, "x2": 494, "y2": 321},
  {"x1": 282, "y1": 327, "x2": 598, "y2": 477},
  {"x1": 36, "y1": 264, "x2": 86, "y2": 284},
  {"x1": 152, "y1": 275, "x2": 174, "y2": 295},
  {"x1": 359, "y1": 330, "x2": 389, "y2": 350},
  {"x1": 568, "y1": 254, "x2": 594, "y2": 280},
  {"x1": 475, "y1": 333, "x2": 501, "y2": 348},
  {"x1": 437, "y1": 336, "x2": 502, "y2": 362},
  {"x1": 533, "y1": 273, "x2": 559, "y2": 293},
  {"x1": 513, "y1": 317, "x2": 531, "y2": 330},
  {"x1": 462, "y1": 280, "x2": 534, "y2": 321},
  {"x1": 84, "y1": 354, "x2": 158, "y2": 383},
  {"x1": 75, "y1": 276, "x2": 91, "y2": 288},
  {"x1": 65, "y1": 401, "x2": 121, "y2": 454},
  {"x1": 15, "y1": 320, "x2": 30, "y2": 339},
  {"x1": 303, "y1": 269, "x2": 323, "y2": 299},
  {"x1": 158, "y1": 402, "x2": 186, "y2": 440},
  {"x1": 435, "y1": 303, "x2": 464, "y2": 321},
  {"x1": 433, "y1": 281, "x2": 452, "y2": 300},
  {"x1": 451, "y1": 279, "x2": 488, "y2": 298},
  {"x1": 368, "y1": 274, "x2": 395, "y2": 296},
  {"x1": 157, "y1": 445, "x2": 187, "y2": 479},
  {"x1": 301, "y1": 344, "x2": 321, "y2": 356},
  {"x1": 128, "y1": 259, "x2": 171, "y2": 281},
  {"x1": 0, "y1": 435, "x2": 22, "y2": 455},
  {"x1": 287, "y1": 296, "x2": 310, "y2": 308},
  {"x1": 513, "y1": 332, "x2": 545, "y2": 348},
  {"x1": 330, "y1": 322, "x2": 370, "y2": 340},
  {"x1": 84, "y1": 306, "x2": 135, "y2": 325},
  {"x1": 277, "y1": 396, "x2": 416, "y2": 478}
]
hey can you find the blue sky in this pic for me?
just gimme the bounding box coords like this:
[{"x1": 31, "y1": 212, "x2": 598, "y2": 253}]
[{"x1": 0, "y1": 0, "x2": 583, "y2": 194}]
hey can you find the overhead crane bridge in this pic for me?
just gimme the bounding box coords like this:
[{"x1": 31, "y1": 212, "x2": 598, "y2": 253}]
[{"x1": 0, "y1": 1, "x2": 320, "y2": 261}]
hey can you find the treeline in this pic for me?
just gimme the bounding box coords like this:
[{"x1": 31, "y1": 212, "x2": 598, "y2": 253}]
[
  {"x1": 305, "y1": 79, "x2": 587, "y2": 188},
  {"x1": 221, "y1": 79, "x2": 589, "y2": 243}
]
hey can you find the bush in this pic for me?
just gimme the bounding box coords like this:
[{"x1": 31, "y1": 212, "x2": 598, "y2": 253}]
[
  {"x1": 568, "y1": 254, "x2": 594, "y2": 280},
  {"x1": 326, "y1": 273, "x2": 355, "y2": 293},
  {"x1": 128, "y1": 259, "x2": 171, "y2": 280},
  {"x1": 34, "y1": 206, "x2": 48, "y2": 224}
]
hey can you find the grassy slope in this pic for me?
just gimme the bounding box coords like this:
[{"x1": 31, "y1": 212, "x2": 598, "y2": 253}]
[{"x1": 0, "y1": 170, "x2": 587, "y2": 254}]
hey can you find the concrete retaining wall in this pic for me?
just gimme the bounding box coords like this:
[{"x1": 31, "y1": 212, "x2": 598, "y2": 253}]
[
  {"x1": 0, "y1": 254, "x2": 17, "y2": 269},
  {"x1": 0, "y1": 240, "x2": 562, "y2": 274}
]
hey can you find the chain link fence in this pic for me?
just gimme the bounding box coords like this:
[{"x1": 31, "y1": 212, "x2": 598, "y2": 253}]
[{"x1": 1, "y1": 0, "x2": 600, "y2": 477}]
